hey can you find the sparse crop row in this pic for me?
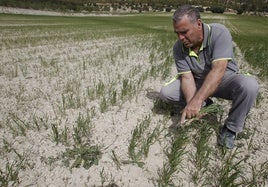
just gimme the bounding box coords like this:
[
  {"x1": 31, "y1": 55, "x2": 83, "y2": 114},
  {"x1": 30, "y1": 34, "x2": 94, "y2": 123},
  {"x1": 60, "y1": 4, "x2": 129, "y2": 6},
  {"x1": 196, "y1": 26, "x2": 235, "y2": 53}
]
[
  {"x1": 0, "y1": 13, "x2": 176, "y2": 186},
  {"x1": 0, "y1": 13, "x2": 267, "y2": 186}
]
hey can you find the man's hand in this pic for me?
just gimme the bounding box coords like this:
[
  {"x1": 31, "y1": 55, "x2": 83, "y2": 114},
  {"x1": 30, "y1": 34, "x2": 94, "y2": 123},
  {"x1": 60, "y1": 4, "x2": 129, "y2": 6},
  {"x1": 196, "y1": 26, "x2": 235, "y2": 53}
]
[
  {"x1": 180, "y1": 60, "x2": 228, "y2": 124},
  {"x1": 180, "y1": 98, "x2": 202, "y2": 124}
]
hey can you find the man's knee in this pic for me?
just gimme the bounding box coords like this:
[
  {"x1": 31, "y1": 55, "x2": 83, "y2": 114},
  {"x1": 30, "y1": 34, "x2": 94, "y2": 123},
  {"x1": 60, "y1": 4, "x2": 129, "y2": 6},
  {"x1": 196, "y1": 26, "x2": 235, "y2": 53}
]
[
  {"x1": 159, "y1": 78, "x2": 182, "y2": 103},
  {"x1": 160, "y1": 86, "x2": 171, "y2": 102},
  {"x1": 238, "y1": 76, "x2": 259, "y2": 97},
  {"x1": 160, "y1": 85, "x2": 181, "y2": 103}
]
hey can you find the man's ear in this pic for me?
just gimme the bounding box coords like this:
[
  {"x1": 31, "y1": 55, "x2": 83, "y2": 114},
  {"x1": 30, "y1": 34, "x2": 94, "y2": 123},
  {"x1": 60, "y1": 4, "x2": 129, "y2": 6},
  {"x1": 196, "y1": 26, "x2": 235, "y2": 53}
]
[
  {"x1": 197, "y1": 19, "x2": 202, "y2": 29},
  {"x1": 197, "y1": 19, "x2": 202, "y2": 26}
]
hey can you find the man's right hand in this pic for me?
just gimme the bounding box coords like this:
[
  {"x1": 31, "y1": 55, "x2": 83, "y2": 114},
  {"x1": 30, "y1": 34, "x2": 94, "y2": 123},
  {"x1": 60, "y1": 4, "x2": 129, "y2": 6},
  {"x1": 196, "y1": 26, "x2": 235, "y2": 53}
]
[{"x1": 180, "y1": 97, "x2": 202, "y2": 124}]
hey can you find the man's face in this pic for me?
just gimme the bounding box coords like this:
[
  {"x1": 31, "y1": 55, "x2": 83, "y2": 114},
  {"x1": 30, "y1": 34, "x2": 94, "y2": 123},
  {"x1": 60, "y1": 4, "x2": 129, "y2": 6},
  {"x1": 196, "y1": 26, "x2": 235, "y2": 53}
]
[{"x1": 173, "y1": 15, "x2": 202, "y2": 49}]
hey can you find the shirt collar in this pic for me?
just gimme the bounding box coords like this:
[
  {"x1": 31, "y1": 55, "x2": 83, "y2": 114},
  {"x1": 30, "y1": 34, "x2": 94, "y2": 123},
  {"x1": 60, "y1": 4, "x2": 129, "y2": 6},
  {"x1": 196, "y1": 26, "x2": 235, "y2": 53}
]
[{"x1": 202, "y1": 23, "x2": 210, "y2": 49}]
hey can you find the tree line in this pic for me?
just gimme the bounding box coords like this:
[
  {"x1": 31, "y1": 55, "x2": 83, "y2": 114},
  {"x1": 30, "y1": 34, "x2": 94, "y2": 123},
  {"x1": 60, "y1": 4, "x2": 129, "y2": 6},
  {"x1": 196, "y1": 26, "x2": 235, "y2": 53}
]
[{"x1": 0, "y1": 0, "x2": 267, "y2": 14}]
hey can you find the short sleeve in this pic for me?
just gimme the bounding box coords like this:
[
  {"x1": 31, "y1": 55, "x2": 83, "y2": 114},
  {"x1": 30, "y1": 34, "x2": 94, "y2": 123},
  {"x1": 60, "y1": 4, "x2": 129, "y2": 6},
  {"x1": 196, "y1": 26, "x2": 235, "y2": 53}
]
[{"x1": 210, "y1": 24, "x2": 234, "y2": 62}]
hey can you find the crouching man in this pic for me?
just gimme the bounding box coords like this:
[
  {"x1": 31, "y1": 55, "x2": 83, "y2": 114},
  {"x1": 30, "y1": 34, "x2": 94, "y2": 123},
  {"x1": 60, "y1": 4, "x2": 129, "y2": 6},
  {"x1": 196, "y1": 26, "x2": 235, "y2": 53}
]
[{"x1": 160, "y1": 5, "x2": 259, "y2": 149}]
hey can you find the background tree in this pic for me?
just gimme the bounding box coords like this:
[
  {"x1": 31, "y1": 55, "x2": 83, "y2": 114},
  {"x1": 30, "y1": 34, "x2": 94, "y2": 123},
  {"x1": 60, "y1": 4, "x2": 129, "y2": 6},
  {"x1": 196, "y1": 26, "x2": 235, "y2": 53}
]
[{"x1": 0, "y1": 0, "x2": 267, "y2": 13}]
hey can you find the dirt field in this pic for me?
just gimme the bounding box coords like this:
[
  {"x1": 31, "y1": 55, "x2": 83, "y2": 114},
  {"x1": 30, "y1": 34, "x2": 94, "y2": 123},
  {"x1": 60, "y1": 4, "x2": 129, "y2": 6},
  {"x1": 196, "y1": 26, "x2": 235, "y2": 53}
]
[{"x1": 0, "y1": 7, "x2": 267, "y2": 187}]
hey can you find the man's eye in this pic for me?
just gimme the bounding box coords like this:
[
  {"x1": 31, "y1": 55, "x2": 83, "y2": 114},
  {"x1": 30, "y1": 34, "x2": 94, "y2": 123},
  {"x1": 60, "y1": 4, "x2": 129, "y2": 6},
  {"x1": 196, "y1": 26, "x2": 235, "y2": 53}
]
[{"x1": 174, "y1": 31, "x2": 187, "y2": 35}]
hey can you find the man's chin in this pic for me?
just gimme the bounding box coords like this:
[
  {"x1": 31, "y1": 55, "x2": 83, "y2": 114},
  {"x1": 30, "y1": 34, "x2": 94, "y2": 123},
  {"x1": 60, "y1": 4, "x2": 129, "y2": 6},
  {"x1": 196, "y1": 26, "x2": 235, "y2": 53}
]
[{"x1": 183, "y1": 43, "x2": 192, "y2": 48}]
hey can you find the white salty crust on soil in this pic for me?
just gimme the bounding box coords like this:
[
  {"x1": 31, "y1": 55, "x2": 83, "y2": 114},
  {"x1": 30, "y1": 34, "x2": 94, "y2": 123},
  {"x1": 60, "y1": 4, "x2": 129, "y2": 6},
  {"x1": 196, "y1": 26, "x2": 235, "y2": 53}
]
[{"x1": 0, "y1": 7, "x2": 267, "y2": 187}]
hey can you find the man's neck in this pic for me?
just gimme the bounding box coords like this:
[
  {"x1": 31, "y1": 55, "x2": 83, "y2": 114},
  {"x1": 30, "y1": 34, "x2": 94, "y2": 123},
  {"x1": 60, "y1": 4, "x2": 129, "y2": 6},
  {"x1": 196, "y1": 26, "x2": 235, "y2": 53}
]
[
  {"x1": 191, "y1": 44, "x2": 201, "y2": 54},
  {"x1": 193, "y1": 23, "x2": 204, "y2": 54}
]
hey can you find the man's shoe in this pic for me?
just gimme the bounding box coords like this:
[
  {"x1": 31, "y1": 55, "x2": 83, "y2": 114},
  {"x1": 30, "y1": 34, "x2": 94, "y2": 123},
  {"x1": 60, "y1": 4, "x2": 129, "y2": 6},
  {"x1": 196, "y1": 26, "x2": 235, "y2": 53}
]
[{"x1": 218, "y1": 126, "x2": 236, "y2": 149}]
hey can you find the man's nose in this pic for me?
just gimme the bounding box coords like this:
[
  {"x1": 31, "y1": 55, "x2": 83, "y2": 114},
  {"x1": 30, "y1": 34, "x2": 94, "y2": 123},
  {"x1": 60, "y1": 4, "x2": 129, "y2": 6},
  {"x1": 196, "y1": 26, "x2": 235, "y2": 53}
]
[{"x1": 178, "y1": 34, "x2": 185, "y2": 41}]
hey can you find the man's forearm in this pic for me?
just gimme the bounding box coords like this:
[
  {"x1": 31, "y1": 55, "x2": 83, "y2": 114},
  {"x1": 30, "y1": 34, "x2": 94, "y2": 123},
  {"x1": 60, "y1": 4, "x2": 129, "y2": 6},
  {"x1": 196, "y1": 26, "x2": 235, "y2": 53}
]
[
  {"x1": 179, "y1": 60, "x2": 227, "y2": 123},
  {"x1": 194, "y1": 60, "x2": 228, "y2": 102},
  {"x1": 195, "y1": 71, "x2": 222, "y2": 102},
  {"x1": 181, "y1": 73, "x2": 197, "y2": 103}
]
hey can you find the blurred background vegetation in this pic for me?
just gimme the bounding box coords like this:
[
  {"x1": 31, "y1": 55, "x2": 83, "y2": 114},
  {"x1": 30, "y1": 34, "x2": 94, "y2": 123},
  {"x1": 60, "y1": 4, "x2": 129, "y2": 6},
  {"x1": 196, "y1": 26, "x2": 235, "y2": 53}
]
[{"x1": 0, "y1": 0, "x2": 267, "y2": 15}]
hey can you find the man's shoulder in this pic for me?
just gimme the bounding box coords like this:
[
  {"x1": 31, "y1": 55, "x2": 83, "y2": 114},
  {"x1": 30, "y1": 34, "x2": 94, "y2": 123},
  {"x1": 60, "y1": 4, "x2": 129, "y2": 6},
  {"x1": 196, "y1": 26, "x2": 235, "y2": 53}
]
[
  {"x1": 173, "y1": 40, "x2": 183, "y2": 50},
  {"x1": 207, "y1": 23, "x2": 231, "y2": 42},
  {"x1": 208, "y1": 23, "x2": 226, "y2": 28},
  {"x1": 173, "y1": 40, "x2": 184, "y2": 54},
  {"x1": 208, "y1": 23, "x2": 229, "y2": 32}
]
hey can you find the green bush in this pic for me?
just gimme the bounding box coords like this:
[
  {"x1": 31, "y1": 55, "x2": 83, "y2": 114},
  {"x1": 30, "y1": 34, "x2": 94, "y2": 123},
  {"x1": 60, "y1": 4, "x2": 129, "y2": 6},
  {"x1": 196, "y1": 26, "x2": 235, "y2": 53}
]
[
  {"x1": 165, "y1": 7, "x2": 172, "y2": 12},
  {"x1": 196, "y1": 6, "x2": 204, "y2": 12},
  {"x1": 236, "y1": 8, "x2": 244, "y2": 15},
  {"x1": 210, "y1": 6, "x2": 225, "y2": 13}
]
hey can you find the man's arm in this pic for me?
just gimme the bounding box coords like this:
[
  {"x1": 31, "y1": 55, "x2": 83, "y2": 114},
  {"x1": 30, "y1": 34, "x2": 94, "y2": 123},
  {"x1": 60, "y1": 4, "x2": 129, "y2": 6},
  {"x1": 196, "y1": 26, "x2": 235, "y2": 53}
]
[
  {"x1": 180, "y1": 60, "x2": 228, "y2": 123},
  {"x1": 181, "y1": 72, "x2": 196, "y2": 103}
]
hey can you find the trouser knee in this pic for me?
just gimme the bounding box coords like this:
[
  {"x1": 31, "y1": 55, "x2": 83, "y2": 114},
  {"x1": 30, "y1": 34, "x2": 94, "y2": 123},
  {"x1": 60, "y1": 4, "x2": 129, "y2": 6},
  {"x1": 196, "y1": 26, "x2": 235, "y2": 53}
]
[
  {"x1": 160, "y1": 85, "x2": 182, "y2": 103},
  {"x1": 239, "y1": 77, "x2": 259, "y2": 99},
  {"x1": 159, "y1": 86, "x2": 170, "y2": 102}
]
